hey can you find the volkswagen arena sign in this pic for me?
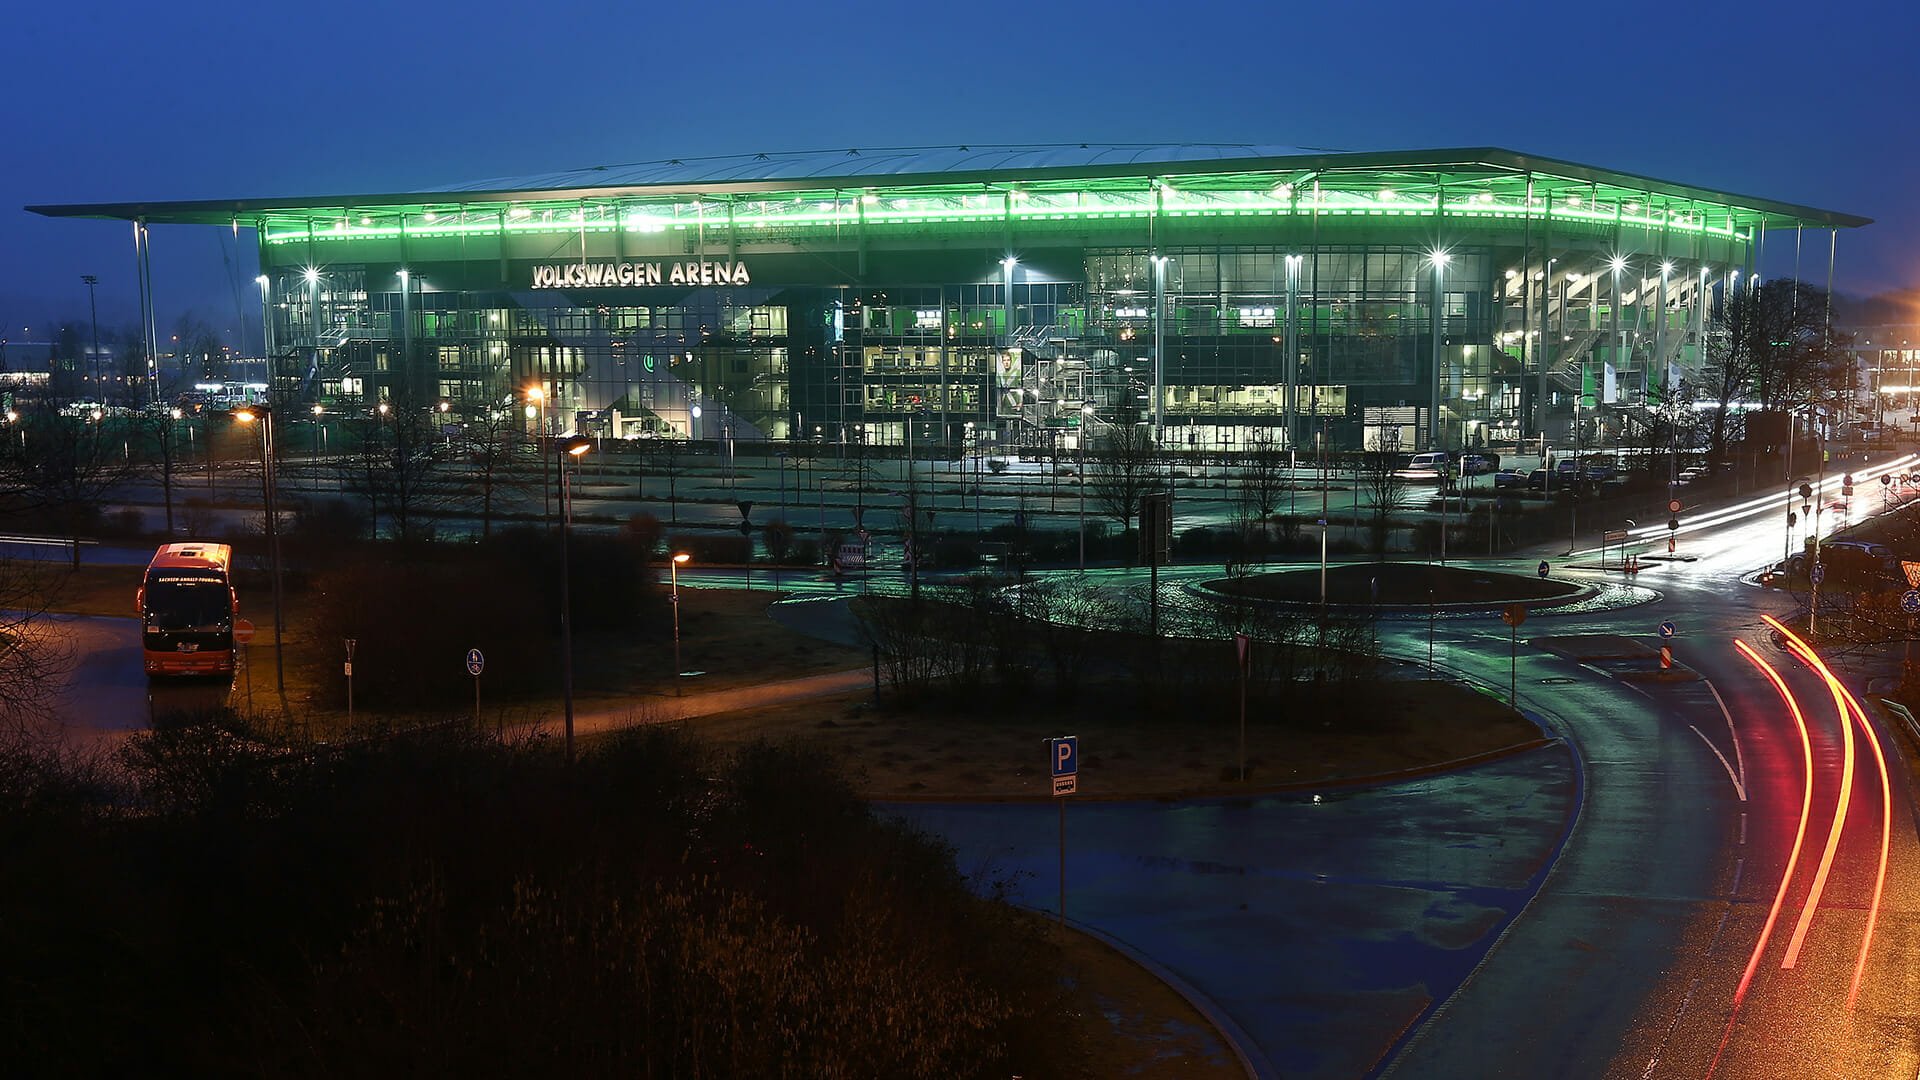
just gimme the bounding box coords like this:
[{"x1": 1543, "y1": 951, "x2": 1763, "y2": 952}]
[{"x1": 531, "y1": 260, "x2": 752, "y2": 289}]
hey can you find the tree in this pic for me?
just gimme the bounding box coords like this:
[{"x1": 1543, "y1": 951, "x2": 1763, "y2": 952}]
[
  {"x1": 134, "y1": 409, "x2": 185, "y2": 536},
  {"x1": 1705, "y1": 280, "x2": 1854, "y2": 467},
  {"x1": 0, "y1": 401, "x2": 132, "y2": 566},
  {"x1": 1353, "y1": 433, "x2": 1405, "y2": 558},
  {"x1": 1088, "y1": 416, "x2": 1160, "y2": 541},
  {"x1": 0, "y1": 559, "x2": 76, "y2": 743},
  {"x1": 1237, "y1": 428, "x2": 1288, "y2": 547},
  {"x1": 172, "y1": 311, "x2": 227, "y2": 382},
  {"x1": 458, "y1": 389, "x2": 535, "y2": 539}
]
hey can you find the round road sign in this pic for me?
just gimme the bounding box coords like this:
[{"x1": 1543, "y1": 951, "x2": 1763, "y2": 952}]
[
  {"x1": 1537, "y1": 560, "x2": 1550, "y2": 579},
  {"x1": 233, "y1": 618, "x2": 256, "y2": 645},
  {"x1": 1903, "y1": 590, "x2": 1920, "y2": 615},
  {"x1": 1812, "y1": 563, "x2": 1827, "y2": 586},
  {"x1": 466, "y1": 648, "x2": 485, "y2": 677},
  {"x1": 1659, "y1": 620, "x2": 1676, "y2": 639},
  {"x1": 1502, "y1": 604, "x2": 1528, "y2": 627},
  {"x1": 1669, "y1": 499, "x2": 1683, "y2": 514}
]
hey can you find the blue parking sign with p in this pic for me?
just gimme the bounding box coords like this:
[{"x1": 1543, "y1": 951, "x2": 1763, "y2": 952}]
[{"x1": 1051, "y1": 736, "x2": 1078, "y2": 778}]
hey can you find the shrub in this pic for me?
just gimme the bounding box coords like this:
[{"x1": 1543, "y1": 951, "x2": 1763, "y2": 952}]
[{"x1": 666, "y1": 533, "x2": 752, "y2": 565}]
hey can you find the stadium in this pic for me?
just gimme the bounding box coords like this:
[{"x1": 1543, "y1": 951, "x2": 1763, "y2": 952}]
[{"x1": 31, "y1": 144, "x2": 1869, "y2": 454}]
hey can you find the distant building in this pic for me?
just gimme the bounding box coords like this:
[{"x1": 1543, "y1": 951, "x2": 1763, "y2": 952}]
[{"x1": 30, "y1": 144, "x2": 1868, "y2": 451}]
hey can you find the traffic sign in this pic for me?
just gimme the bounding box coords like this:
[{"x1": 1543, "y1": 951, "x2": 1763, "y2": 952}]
[
  {"x1": 1901, "y1": 590, "x2": 1920, "y2": 615},
  {"x1": 1812, "y1": 563, "x2": 1827, "y2": 585},
  {"x1": 1669, "y1": 499, "x2": 1682, "y2": 513},
  {"x1": 1502, "y1": 604, "x2": 1528, "y2": 627},
  {"x1": 1903, "y1": 560, "x2": 1920, "y2": 589},
  {"x1": 466, "y1": 648, "x2": 485, "y2": 677},
  {"x1": 1050, "y1": 735, "x2": 1078, "y2": 777},
  {"x1": 233, "y1": 618, "x2": 256, "y2": 644},
  {"x1": 1659, "y1": 620, "x2": 1676, "y2": 639},
  {"x1": 1050, "y1": 735, "x2": 1079, "y2": 798},
  {"x1": 1668, "y1": 517, "x2": 1679, "y2": 531},
  {"x1": 1659, "y1": 645, "x2": 1673, "y2": 670},
  {"x1": 1537, "y1": 560, "x2": 1550, "y2": 579}
]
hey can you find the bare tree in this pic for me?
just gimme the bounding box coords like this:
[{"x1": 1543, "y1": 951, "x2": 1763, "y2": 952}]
[
  {"x1": 459, "y1": 389, "x2": 536, "y2": 539},
  {"x1": 0, "y1": 559, "x2": 77, "y2": 743},
  {"x1": 1353, "y1": 433, "x2": 1405, "y2": 558},
  {"x1": 1088, "y1": 415, "x2": 1161, "y2": 539},
  {"x1": 172, "y1": 311, "x2": 227, "y2": 382},
  {"x1": 0, "y1": 401, "x2": 133, "y2": 566},
  {"x1": 1237, "y1": 428, "x2": 1288, "y2": 546}
]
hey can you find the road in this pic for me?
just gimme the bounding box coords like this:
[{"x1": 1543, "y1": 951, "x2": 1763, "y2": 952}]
[{"x1": 31, "y1": 453, "x2": 1920, "y2": 1076}]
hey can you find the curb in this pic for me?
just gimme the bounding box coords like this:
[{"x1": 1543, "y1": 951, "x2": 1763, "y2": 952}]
[
  {"x1": 866, "y1": 737, "x2": 1557, "y2": 804},
  {"x1": 1027, "y1": 909, "x2": 1269, "y2": 1080},
  {"x1": 1183, "y1": 572, "x2": 1595, "y2": 616}
]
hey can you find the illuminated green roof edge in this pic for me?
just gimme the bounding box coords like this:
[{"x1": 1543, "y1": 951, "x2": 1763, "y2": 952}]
[{"x1": 26, "y1": 145, "x2": 1870, "y2": 232}]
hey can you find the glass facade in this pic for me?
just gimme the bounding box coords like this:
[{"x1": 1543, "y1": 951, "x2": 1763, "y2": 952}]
[{"x1": 247, "y1": 156, "x2": 1790, "y2": 452}]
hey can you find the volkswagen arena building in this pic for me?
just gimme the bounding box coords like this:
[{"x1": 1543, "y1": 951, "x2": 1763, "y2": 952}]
[{"x1": 32, "y1": 144, "x2": 1868, "y2": 455}]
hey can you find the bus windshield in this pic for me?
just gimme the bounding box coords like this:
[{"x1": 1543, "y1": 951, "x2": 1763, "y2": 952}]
[{"x1": 143, "y1": 577, "x2": 230, "y2": 631}]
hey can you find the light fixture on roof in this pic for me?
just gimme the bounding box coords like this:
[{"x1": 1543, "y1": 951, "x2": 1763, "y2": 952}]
[
  {"x1": 1275, "y1": 183, "x2": 1293, "y2": 199},
  {"x1": 1610, "y1": 255, "x2": 1628, "y2": 272},
  {"x1": 1660, "y1": 261, "x2": 1675, "y2": 275}
]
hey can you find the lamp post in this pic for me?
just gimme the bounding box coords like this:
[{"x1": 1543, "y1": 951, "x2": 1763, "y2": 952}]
[
  {"x1": 670, "y1": 552, "x2": 690, "y2": 696},
  {"x1": 559, "y1": 433, "x2": 592, "y2": 763},
  {"x1": 80, "y1": 275, "x2": 101, "y2": 401},
  {"x1": 257, "y1": 274, "x2": 273, "y2": 363},
  {"x1": 1078, "y1": 403, "x2": 1093, "y2": 570},
  {"x1": 310, "y1": 403, "x2": 325, "y2": 459},
  {"x1": 527, "y1": 385, "x2": 549, "y2": 527},
  {"x1": 234, "y1": 405, "x2": 285, "y2": 697}
]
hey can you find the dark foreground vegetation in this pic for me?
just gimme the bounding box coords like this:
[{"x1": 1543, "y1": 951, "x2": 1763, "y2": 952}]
[{"x1": 0, "y1": 722, "x2": 1080, "y2": 1077}]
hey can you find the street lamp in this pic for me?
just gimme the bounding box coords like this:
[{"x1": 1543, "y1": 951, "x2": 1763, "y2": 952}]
[
  {"x1": 80, "y1": 275, "x2": 101, "y2": 401},
  {"x1": 670, "y1": 552, "x2": 690, "y2": 696},
  {"x1": 1079, "y1": 402, "x2": 1094, "y2": 570},
  {"x1": 1427, "y1": 250, "x2": 1451, "y2": 452},
  {"x1": 233, "y1": 405, "x2": 286, "y2": 697},
  {"x1": 310, "y1": 403, "x2": 325, "y2": 457},
  {"x1": 527, "y1": 385, "x2": 550, "y2": 525},
  {"x1": 559, "y1": 432, "x2": 592, "y2": 763}
]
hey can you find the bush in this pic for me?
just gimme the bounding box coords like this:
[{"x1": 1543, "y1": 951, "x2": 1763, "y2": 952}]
[
  {"x1": 666, "y1": 532, "x2": 752, "y2": 565},
  {"x1": 304, "y1": 554, "x2": 558, "y2": 708},
  {"x1": 0, "y1": 727, "x2": 1079, "y2": 1077}
]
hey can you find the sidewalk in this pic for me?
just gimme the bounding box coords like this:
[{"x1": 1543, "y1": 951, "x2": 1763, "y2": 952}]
[{"x1": 562, "y1": 665, "x2": 871, "y2": 738}]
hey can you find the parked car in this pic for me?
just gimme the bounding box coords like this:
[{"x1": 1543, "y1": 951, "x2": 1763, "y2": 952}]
[
  {"x1": 1820, "y1": 540, "x2": 1899, "y2": 585},
  {"x1": 1494, "y1": 469, "x2": 1528, "y2": 490},
  {"x1": 1459, "y1": 452, "x2": 1500, "y2": 475},
  {"x1": 1409, "y1": 451, "x2": 1452, "y2": 472},
  {"x1": 1580, "y1": 456, "x2": 1619, "y2": 482}
]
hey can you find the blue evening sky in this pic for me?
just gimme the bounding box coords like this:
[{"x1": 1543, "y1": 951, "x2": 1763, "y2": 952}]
[{"x1": 4, "y1": 0, "x2": 1915, "y2": 351}]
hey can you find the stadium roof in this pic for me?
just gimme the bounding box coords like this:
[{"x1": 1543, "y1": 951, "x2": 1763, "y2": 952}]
[{"x1": 27, "y1": 143, "x2": 1871, "y2": 231}]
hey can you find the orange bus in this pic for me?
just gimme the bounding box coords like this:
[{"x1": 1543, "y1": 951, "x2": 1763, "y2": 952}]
[{"x1": 137, "y1": 542, "x2": 239, "y2": 677}]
